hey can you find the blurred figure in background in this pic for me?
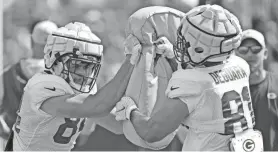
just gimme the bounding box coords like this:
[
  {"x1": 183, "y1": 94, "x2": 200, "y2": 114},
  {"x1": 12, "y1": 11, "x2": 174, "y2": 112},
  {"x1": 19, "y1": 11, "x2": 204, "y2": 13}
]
[
  {"x1": 0, "y1": 20, "x2": 58, "y2": 150},
  {"x1": 31, "y1": 20, "x2": 58, "y2": 59},
  {"x1": 235, "y1": 29, "x2": 278, "y2": 151}
]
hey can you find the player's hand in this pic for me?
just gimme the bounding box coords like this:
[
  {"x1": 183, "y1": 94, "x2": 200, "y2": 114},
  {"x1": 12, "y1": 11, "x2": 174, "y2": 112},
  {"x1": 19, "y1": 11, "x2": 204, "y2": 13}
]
[
  {"x1": 153, "y1": 37, "x2": 175, "y2": 59},
  {"x1": 115, "y1": 96, "x2": 138, "y2": 121},
  {"x1": 124, "y1": 34, "x2": 142, "y2": 65}
]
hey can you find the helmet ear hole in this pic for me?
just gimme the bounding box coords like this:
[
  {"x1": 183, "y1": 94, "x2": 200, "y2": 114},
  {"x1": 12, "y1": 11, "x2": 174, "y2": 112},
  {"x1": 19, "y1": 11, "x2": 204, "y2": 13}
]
[
  {"x1": 73, "y1": 48, "x2": 79, "y2": 57},
  {"x1": 55, "y1": 52, "x2": 62, "y2": 62},
  {"x1": 195, "y1": 47, "x2": 204, "y2": 53}
]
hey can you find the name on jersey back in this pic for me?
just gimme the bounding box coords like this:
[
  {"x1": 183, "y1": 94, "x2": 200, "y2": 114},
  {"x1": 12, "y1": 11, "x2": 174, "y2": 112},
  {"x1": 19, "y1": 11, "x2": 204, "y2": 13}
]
[{"x1": 209, "y1": 66, "x2": 247, "y2": 85}]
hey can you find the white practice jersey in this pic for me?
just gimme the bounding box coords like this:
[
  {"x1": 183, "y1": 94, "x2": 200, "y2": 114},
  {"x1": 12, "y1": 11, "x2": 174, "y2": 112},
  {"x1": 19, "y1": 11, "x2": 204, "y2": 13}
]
[
  {"x1": 12, "y1": 73, "x2": 96, "y2": 151},
  {"x1": 166, "y1": 55, "x2": 255, "y2": 151}
]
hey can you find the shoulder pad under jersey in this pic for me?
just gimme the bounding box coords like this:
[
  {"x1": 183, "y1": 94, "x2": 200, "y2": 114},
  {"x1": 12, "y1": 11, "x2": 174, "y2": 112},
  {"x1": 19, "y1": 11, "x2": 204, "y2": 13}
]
[
  {"x1": 24, "y1": 73, "x2": 74, "y2": 97},
  {"x1": 22, "y1": 73, "x2": 74, "y2": 115},
  {"x1": 165, "y1": 69, "x2": 206, "y2": 99},
  {"x1": 228, "y1": 55, "x2": 250, "y2": 76}
]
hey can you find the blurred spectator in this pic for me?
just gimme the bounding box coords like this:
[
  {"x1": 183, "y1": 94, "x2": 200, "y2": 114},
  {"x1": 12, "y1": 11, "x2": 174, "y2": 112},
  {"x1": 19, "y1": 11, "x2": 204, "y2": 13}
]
[
  {"x1": 235, "y1": 29, "x2": 278, "y2": 151},
  {"x1": 0, "y1": 20, "x2": 57, "y2": 148},
  {"x1": 31, "y1": 20, "x2": 58, "y2": 59}
]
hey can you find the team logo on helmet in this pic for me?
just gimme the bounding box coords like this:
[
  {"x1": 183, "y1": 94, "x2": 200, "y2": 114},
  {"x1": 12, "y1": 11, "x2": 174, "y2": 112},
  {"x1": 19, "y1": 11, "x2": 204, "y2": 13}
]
[{"x1": 174, "y1": 5, "x2": 242, "y2": 65}]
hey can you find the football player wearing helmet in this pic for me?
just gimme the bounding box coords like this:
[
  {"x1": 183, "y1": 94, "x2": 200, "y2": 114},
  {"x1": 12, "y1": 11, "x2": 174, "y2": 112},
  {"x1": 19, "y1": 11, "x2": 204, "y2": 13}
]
[
  {"x1": 1, "y1": 20, "x2": 58, "y2": 151},
  {"x1": 10, "y1": 22, "x2": 140, "y2": 151},
  {"x1": 114, "y1": 5, "x2": 263, "y2": 151},
  {"x1": 0, "y1": 20, "x2": 57, "y2": 142}
]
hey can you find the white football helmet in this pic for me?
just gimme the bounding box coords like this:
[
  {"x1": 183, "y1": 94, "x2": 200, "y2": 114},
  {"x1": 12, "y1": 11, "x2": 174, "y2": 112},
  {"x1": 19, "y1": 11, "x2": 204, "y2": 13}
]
[
  {"x1": 174, "y1": 5, "x2": 242, "y2": 66},
  {"x1": 44, "y1": 22, "x2": 103, "y2": 93}
]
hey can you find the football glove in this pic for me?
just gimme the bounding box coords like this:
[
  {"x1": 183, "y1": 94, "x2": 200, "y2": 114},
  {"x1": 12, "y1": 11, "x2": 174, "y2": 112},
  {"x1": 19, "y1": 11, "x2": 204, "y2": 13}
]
[
  {"x1": 115, "y1": 96, "x2": 138, "y2": 121},
  {"x1": 153, "y1": 37, "x2": 175, "y2": 59},
  {"x1": 124, "y1": 34, "x2": 142, "y2": 65}
]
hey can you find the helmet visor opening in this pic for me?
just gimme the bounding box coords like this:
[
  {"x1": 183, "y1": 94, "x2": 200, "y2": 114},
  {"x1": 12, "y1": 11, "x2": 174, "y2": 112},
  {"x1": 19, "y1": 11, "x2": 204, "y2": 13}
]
[
  {"x1": 62, "y1": 53, "x2": 101, "y2": 93},
  {"x1": 174, "y1": 27, "x2": 190, "y2": 63}
]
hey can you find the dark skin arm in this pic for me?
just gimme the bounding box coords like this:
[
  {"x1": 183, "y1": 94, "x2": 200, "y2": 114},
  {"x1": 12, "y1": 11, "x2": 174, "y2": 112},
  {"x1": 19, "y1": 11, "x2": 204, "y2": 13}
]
[
  {"x1": 41, "y1": 55, "x2": 135, "y2": 118},
  {"x1": 130, "y1": 97, "x2": 189, "y2": 143}
]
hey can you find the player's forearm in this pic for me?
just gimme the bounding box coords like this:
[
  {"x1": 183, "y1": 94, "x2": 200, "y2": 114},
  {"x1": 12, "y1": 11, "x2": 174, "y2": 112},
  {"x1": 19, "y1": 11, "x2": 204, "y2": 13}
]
[
  {"x1": 55, "y1": 58, "x2": 134, "y2": 118},
  {"x1": 84, "y1": 57, "x2": 134, "y2": 117},
  {"x1": 95, "y1": 114, "x2": 123, "y2": 134},
  {"x1": 130, "y1": 98, "x2": 186, "y2": 143},
  {"x1": 130, "y1": 109, "x2": 164, "y2": 143},
  {"x1": 166, "y1": 57, "x2": 178, "y2": 72}
]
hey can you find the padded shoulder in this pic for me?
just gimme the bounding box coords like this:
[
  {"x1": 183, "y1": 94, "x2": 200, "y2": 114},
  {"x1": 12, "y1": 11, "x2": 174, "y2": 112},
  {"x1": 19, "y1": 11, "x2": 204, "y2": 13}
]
[
  {"x1": 23, "y1": 73, "x2": 74, "y2": 115},
  {"x1": 228, "y1": 55, "x2": 250, "y2": 76},
  {"x1": 166, "y1": 69, "x2": 206, "y2": 99},
  {"x1": 25, "y1": 73, "x2": 73, "y2": 94}
]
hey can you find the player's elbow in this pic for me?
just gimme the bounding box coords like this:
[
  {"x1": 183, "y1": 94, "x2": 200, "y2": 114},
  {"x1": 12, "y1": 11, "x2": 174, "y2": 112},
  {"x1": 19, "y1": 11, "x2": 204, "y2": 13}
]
[
  {"x1": 143, "y1": 124, "x2": 167, "y2": 143},
  {"x1": 56, "y1": 104, "x2": 104, "y2": 118},
  {"x1": 79, "y1": 106, "x2": 110, "y2": 118},
  {"x1": 56, "y1": 106, "x2": 87, "y2": 118},
  {"x1": 144, "y1": 134, "x2": 162, "y2": 143},
  {"x1": 109, "y1": 127, "x2": 123, "y2": 135}
]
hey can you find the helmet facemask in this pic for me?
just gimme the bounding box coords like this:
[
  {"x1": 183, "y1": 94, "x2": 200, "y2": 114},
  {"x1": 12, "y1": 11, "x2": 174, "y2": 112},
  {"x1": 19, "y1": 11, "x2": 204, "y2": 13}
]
[
  {"x1": 43, "y1": 22, "x2": 104, "y2": 93},
  {"x1": 57, "y1": 48, "x2": 101, "y2": 93},
  {"x1": 173, "y1": 26, "x2": 191, "y2": 69}
]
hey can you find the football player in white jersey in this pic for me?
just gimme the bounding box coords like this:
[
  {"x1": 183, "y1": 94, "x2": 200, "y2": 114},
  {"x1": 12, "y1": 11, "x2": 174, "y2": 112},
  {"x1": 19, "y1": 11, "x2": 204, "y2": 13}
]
[
  {"x1": 114, "y1": 5, "x2": 263, "y2": 151},
  {"x1": 10, "y1": 22, "x2": 141, "y2": 151}
]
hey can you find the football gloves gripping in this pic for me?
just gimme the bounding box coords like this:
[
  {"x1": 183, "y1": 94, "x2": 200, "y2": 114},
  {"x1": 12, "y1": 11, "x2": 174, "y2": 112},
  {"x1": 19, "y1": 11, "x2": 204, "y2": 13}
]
[
  {"x1": 153, "y1": 37, "x2": 175, "y2": 59},
  {"x1": 115, "y1": 96, "x2": 138, "y2": 121}
]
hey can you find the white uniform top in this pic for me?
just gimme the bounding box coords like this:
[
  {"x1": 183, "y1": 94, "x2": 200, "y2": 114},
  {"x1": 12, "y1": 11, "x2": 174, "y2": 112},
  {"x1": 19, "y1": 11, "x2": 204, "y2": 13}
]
[
  {"x1": 13, "y1": 73, "x2": 96, "y2": 151},
  {"x1": 166, "y1": 55, "x2": 255, "y2": 151}
]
